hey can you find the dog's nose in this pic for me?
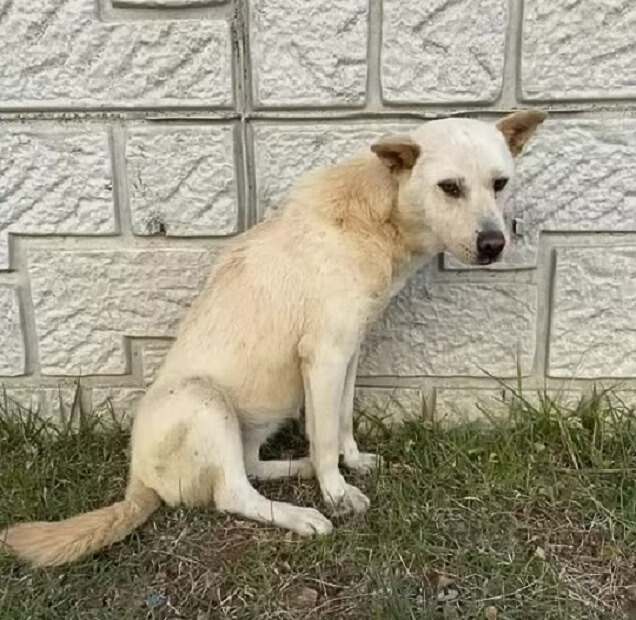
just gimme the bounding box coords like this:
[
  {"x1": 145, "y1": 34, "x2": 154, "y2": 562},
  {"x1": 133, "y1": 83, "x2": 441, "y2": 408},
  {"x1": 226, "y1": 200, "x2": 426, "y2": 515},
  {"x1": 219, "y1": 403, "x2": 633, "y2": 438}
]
[{"x1": 477, "y1": 230, "x2": 505, "y2": 261}]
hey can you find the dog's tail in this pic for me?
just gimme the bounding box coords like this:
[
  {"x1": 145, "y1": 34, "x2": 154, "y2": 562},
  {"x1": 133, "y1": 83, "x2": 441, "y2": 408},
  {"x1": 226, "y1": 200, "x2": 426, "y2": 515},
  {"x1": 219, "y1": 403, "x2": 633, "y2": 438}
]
[{"x1": 0, "y1": 477, "x2": 161, "y2": 567}]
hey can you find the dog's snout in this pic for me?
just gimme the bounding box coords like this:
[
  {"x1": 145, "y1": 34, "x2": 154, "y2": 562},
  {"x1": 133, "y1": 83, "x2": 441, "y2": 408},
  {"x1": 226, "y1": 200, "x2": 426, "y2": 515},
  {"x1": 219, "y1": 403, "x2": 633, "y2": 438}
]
[{"x1": 477, "y1": 230, "x2": 505, "y2": 262}]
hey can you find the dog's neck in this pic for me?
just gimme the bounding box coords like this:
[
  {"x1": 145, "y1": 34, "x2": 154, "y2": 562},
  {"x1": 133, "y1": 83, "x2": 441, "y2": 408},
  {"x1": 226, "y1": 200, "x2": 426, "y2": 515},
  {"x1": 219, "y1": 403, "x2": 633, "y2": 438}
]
[{"x1": 294, "y1": 153, "x2": 437, "y2": 279}]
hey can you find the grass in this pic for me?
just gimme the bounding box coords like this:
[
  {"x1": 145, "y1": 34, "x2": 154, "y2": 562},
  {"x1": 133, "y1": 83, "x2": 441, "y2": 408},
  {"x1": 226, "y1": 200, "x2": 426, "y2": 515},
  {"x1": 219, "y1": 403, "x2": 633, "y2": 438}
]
[{"x1": 1, "y1": 388, "x2": 636, "y2": 619}]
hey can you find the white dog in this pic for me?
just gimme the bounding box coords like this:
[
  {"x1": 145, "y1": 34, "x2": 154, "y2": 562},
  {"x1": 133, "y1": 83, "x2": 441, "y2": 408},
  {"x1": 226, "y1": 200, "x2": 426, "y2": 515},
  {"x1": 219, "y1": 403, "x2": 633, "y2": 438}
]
[{"x1": 1, "y1": 109, "x2": 547, "y2": 566}]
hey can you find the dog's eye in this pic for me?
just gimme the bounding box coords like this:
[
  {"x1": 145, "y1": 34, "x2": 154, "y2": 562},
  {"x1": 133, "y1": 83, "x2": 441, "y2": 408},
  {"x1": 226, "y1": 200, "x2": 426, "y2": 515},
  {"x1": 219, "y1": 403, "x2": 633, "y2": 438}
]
[
  {"x1": 493, "y1": 178, "x2": 508, "y2": 192},
  {"x1": 438, "y1": 180, "x2": 462, "y2": 199}
]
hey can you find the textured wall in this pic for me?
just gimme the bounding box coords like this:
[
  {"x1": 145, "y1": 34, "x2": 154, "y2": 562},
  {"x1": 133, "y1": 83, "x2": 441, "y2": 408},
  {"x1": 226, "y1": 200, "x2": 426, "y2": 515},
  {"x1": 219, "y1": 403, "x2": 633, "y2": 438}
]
[{"x1": 0, "y1": 0, "x2": 635, "y2": 424}]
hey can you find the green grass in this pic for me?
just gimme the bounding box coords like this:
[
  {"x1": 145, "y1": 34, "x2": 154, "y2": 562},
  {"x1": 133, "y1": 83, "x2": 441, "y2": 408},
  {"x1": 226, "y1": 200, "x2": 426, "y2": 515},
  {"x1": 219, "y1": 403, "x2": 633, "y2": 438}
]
[{"x1": 1, "y1": 388, "x2": 636, "y2": 619}]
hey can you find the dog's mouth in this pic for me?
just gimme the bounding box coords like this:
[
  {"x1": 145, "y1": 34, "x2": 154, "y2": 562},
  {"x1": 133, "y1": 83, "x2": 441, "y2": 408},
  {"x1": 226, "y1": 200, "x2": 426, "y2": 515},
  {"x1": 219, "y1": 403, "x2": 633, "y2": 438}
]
[
  {"x1": 472, "y1": 253, "x2": 504, "y2": 267},
  {"x1": 451, "y1": 249, "x2": 505, "y2": 267},
  {"x1": 476, "y1": 256, "x2": 496, "y2": 266}
]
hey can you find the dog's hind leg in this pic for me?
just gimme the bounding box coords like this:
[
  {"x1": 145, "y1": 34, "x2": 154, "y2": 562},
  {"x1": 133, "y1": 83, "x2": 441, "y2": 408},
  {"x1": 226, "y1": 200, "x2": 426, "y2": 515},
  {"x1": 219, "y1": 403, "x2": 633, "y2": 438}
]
[
  {"x1": 242, "y1": 422, "x2": 314, "y2": 481},
  {"x1": 137, "y1": 380, "x2": 331, "y2": 536},
  {"x1": 214, "y1": 420, "x2": 329, "y2": 534}
]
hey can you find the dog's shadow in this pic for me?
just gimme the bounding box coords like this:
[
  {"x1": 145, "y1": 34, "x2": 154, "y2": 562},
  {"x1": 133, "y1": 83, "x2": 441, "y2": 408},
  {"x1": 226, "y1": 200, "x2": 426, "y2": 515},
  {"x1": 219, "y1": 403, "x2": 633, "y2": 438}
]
[{"x1": 260, "y1": 417, "x2": 309, "y2": 462}]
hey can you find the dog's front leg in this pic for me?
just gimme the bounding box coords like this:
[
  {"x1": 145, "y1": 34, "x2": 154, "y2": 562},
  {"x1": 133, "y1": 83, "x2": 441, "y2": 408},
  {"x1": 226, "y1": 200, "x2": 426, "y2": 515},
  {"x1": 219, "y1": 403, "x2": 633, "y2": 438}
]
[
  {"x1": 303, "y1": 349, "x2": 370, "y2": 516},
  {"x1": 339, "y1": 349, "x2": 383, "y2": 474}
]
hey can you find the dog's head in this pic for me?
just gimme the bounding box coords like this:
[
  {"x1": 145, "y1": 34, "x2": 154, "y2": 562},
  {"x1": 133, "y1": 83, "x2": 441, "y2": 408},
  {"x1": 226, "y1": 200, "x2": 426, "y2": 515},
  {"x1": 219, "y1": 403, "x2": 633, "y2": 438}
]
[{"x1": 371, "y1": 109, "x2": 547, "y2": 265}]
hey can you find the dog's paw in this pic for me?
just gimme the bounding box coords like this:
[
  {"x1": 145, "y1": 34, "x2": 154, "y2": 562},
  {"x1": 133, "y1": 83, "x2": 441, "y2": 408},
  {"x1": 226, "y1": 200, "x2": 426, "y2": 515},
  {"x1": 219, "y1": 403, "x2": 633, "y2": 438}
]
[
  {"x1": 323, "y1": 481, "x2": 370, "y2": 516},
  {"x1": 343, "y1": 452, "x2": 383, "y2": 475},
  {"x1": 286, "y1": 506, "x2": 333, "y2": 536}
]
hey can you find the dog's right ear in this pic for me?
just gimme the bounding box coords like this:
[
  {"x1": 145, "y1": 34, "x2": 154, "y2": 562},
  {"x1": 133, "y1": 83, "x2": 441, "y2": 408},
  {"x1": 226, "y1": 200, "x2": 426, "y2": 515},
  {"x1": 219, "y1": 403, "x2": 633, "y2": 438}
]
[{"x1": 371, "y1": 134, "x2": 420, "y2": 172}]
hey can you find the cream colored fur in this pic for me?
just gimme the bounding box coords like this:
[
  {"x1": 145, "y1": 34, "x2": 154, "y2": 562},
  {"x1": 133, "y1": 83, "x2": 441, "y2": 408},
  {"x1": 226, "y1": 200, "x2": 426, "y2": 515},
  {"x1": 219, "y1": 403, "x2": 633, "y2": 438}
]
[{"x1": 1, "y1": 110, "x2": 547, "y2": 566}]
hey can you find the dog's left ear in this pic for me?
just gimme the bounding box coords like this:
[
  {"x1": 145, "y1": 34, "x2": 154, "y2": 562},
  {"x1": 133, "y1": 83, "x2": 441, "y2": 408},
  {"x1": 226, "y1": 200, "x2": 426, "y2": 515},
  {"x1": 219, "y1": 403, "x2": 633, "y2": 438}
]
[
  {"x1": 371, "y1": 134, "x2": 420, "y2": 171},
  {"x1": 496, "y1": 108, "x2": 548, "y2": 156}
]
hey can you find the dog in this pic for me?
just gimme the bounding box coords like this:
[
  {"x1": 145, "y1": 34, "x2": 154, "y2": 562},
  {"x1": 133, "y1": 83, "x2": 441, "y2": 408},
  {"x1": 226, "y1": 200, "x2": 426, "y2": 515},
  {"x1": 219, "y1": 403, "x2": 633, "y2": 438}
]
[{"x1": 1, "y1": 109, "x2": 547, "y2": 566}]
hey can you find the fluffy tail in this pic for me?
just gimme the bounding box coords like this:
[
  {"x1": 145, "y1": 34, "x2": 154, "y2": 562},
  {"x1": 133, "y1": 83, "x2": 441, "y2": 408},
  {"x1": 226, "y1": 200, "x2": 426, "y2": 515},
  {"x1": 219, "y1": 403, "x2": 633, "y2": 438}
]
[{"x1": 0, "y1": 477, "x2": 161, "y2": 567}]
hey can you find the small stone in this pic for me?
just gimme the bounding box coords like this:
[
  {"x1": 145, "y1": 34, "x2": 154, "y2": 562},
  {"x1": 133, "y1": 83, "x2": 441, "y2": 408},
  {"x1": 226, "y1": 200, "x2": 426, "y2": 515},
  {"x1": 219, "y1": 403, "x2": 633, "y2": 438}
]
[
  {"x1": 437, "y1": 587, "x2": 459, "y2": 603},
  {"x1": 436, "y1": 575, "x2": 455, "y2": 591},
  {"x1": 625, "y1": 585, "x2": 636, "y2": 619},
  {"x1": 146, "y1": 593, "x2": 167, "y2": 608},
  {"x1": 291, "y1": 586, "x2": 319, "y2": 608}
]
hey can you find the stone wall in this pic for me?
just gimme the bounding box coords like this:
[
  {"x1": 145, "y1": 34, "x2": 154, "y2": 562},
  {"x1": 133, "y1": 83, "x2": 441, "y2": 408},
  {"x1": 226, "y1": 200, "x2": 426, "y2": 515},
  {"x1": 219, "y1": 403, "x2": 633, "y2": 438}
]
[{"x1": 1, "y1": 0, "x2": 635, "y2": 423}]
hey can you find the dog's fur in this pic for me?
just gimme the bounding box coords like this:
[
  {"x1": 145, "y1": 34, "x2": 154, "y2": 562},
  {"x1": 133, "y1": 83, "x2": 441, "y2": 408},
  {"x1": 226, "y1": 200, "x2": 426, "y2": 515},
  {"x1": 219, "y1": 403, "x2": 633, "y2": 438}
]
[{"x1": 1, "y1": 110, "x2": 547, "y2": 566}]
